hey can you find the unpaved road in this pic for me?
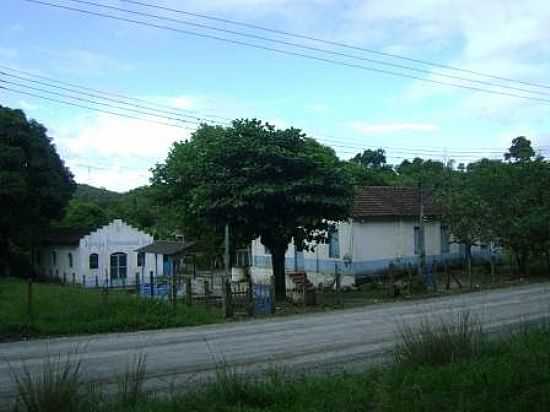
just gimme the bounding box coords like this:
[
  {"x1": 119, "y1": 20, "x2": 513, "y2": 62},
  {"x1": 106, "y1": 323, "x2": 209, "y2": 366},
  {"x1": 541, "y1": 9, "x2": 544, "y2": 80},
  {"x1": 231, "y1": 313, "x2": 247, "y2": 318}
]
[{"x1": 1, "y1": 282, "x2": 550, "y2": 407}]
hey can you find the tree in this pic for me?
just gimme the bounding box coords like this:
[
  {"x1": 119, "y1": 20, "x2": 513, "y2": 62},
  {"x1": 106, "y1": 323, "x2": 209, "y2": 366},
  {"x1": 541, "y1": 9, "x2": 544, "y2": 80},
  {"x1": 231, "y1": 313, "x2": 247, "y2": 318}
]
[
  {"x1": 504, "y1": 136, "x2": 536, "y2": 162},
  {"x1": 348, "y1": 148, "x2": 397, "y2": 186},
  {"x1": 58, "y1": 199, "x2": 109, "y2": 231},
  {"x1": 435, "y1": 164, "x2": 494, "y2": 286},
  {"x1": 152, "y1": 119, "x2": 354, "y2": 300},
  {"x1": 351, "y1": 148, "x2": 387, "y2": 169},
  {"x1": 0, "y1": 105, "x2": 75, "y2": 275},
  {"x1": 396, "y1": 157, "x2": 449, "y2": 189}
]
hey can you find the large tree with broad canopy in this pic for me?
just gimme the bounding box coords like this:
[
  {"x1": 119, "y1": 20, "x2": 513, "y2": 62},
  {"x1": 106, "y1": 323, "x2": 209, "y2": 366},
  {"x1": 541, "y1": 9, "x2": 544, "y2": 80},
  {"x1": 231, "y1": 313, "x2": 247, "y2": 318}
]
[{"x1": 152, "y1": 119, "x2": 354, "y2": 300}]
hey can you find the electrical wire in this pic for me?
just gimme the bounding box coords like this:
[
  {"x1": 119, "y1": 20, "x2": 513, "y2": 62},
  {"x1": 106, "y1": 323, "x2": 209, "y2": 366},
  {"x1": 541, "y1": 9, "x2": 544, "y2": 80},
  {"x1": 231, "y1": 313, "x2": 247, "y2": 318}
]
[{"x1": 23, "y1": 0, "x2": 550, "y2": 106}]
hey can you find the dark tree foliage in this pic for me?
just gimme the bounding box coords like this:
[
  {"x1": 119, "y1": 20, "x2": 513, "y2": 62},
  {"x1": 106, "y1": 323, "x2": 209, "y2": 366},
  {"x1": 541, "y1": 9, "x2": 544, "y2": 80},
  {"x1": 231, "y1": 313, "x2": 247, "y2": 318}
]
[
  {"x1": 0, "y1": 105, "x2": 75, "y2": 275},
  {"x1": 152, "y1": 119, "x2": 354, "y2": 300},
  {"x1": 504, "y1": 136, "x2": 536, "y2": 162},
  {"x1": 347, "y1": 148, "x2": 397, "y2": 186}
]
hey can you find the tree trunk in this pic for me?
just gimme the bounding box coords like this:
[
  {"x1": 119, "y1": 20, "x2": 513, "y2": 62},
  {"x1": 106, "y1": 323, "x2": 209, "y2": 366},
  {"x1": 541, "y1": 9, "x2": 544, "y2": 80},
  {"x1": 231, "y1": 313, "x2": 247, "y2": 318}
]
[{"x1": 271, "y1": 249, "x2": 287, "y2": 301}]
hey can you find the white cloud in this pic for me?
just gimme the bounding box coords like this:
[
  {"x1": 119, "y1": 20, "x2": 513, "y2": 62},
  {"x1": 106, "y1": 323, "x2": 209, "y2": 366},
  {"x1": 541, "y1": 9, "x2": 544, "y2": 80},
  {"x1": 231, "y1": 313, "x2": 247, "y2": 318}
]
[
  {"x1": 351, "y1": 121, "x2": 439, "y2": 135},
  {"x1": 171, "y1": 96, "x2": 194, "y2": 110},
  {"x1": 53, "y1": 113, "x2": 193, "y2": 191}
]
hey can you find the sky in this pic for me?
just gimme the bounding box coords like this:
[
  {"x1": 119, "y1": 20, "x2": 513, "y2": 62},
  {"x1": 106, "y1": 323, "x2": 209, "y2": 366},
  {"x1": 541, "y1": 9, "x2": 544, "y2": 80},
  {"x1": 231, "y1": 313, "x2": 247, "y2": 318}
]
[{"x1": 1, "y1": 0, "x2": 550, "y2": 192}]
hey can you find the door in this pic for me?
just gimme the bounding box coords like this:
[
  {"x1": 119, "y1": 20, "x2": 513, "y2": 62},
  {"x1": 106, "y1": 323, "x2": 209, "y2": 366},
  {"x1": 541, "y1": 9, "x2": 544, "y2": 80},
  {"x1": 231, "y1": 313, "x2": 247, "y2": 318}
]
[{"x1": 110, "y1": 252, "x2": 127, "y2": 280}]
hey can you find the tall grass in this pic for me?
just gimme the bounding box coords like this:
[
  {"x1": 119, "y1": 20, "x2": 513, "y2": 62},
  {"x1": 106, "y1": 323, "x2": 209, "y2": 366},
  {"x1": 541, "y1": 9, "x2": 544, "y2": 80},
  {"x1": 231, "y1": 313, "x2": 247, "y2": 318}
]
[
  {"x1": 116, "y1": 353, "x2": 147, "y2": 408},
  {"x1": 12, "y1": 352, "x2": 85, "y2": 412},
  {"x1": 394, "y1": 311, "x2": 484, "y2": 368},
  {"x1": 0, "y1": 278, "x2": 222, "y2": 340}
]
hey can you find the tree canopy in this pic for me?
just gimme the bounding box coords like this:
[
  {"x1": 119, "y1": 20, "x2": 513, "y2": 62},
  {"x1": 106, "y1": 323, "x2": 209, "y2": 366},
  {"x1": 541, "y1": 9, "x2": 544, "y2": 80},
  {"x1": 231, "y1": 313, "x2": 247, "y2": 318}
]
[
  {"x1": 0, "y1": 105, "x2": 75, "y2": 275},
  {"x1": 152, "y1": 119, "x2": 355, "y2": 299}
]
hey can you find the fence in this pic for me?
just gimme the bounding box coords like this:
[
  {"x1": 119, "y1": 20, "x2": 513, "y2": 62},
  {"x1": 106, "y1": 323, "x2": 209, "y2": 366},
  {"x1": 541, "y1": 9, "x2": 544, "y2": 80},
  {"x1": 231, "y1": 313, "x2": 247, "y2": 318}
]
[{"x1": 46, "y1": 270, "x2": 273, "y2": 319}]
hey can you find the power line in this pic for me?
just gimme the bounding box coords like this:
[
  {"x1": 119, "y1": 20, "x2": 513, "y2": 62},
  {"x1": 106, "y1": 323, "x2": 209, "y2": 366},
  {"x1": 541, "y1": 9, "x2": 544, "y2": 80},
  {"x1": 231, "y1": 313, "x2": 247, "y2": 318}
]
[
  {"x1": 0, "y1": 78, "x2": 202, "y2": 127},
  {"x1": 23, "y1": 0, "x2": 550, "y2": 106},
  {"x1": 0, "y1": 69, "x2": 229, "y2": 126},
  {"x1": 118, "y1": 0, "x2": 550, "y2": 92},
  {"x1": 52, "y1": 0, "x2": 550, "y2": 99},
  {"x1": 0, "y1": 64, "x2": 233, "y2": 124},
  {"x1": 1, "y1": 85, "x2": 192, "y2": 129},
  {"x1": 3, "y1": 66, "x2": 544, "y2": 159}
]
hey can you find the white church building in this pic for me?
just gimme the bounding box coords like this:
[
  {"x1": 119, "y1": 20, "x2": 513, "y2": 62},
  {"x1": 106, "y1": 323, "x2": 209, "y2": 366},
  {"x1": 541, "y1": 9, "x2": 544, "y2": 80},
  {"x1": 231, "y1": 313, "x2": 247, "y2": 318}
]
[{"x1": 35, "y1": 219, "x2": 165, "y2": 287}]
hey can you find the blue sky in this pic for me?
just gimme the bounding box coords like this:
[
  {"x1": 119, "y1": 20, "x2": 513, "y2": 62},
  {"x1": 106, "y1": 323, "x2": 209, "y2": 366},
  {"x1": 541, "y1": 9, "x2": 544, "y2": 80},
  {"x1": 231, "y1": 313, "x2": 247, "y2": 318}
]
[{"x1": 2, "y1": 0, "x2": 550, "y2": 191}]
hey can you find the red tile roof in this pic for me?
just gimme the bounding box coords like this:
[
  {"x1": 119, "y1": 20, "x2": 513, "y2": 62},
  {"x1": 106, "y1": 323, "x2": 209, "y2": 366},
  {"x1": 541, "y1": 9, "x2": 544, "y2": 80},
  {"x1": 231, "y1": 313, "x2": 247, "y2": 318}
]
[{"x1": 352, "y1": 186, "x2": 438, "y2": 218}]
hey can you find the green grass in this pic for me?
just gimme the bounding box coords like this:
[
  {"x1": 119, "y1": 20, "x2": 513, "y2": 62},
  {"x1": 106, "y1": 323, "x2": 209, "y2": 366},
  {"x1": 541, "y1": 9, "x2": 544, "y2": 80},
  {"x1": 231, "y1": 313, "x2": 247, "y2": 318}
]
[
  {"x1": 11, "y1": 315, "x2": 550, "y2": 412},
  {"x1": 0, "y1": 278, "x2": 222, "y2": 340}
]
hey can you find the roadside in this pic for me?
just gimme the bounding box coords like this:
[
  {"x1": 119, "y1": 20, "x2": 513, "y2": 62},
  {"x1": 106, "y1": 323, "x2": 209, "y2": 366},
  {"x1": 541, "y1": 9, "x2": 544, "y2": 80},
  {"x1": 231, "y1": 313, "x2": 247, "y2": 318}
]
[
  {"x1": 2, "y1": 281, "x2": 549, "y2": 409},
  {"x1": 7, "y1": 305, "x2": 550, "y2": 411},
  {"x1": 1, "y1": 269, "x2": 548, "y2": 341}
]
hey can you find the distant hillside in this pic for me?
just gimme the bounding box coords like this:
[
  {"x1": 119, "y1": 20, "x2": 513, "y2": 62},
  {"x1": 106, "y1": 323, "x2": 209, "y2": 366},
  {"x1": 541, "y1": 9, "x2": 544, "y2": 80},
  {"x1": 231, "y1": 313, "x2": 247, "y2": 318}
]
[{"x1": 74, "y1": 184, "x2": 124, "y2": 205}]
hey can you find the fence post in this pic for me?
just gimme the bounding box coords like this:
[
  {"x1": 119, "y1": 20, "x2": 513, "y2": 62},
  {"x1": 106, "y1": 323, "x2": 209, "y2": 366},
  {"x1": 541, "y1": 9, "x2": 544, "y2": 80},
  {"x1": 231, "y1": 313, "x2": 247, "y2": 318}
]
[
  {"x1": 407, "y1": 263, "x2": 413, "y2": 295},
  {"x1": 302, "y1": 273, "x2": 308, "y2": 308},
  {"x1": 431, "y1": 261, "x2": 438, "y2": 292},
  {"x1": 95, "y1": 275, "x2": 99, "y2": 288},
  {"x1": 171, "y1": 275, "x2": 177, "y2": 307},
  {"x1": 270, "y1": 275, "x2": 275, "y2": 314},
  {"x1": 223, "y1": 278, "x2": 233, "y2": 319},
  {"x1": 149, "y1": 271, "x2": 154, "y2": 298},
  {"x1": 335, "y1": 263, "x2": 342, "y2": 306},
  {"x1": 82, "y1": 275, "x2": 86, "y2": 288},
  {"x1": 445, "y1": 260, "x2": 450, "y2": 290},
  {"x1": 204, "y1": 280, "x2": 210, "y2": 302},
  {"x1": 135, "y1": 272, "x2": 140, "y2": 295},
  {"x1": 72, "y1": 273, "x2": 75, "y2": 287},
  {"x1": 27, "y1": 277, "x2": 33, "y2": 325},
  {"x1": 63, "y1": 272, "x2": 66, "y2": 285},
  {"x1": 247, "y1": 275, "x2": 255, "y2": 317},
  {"x1": 186, "y1": 277, "x2": 192, "y2": 306}
]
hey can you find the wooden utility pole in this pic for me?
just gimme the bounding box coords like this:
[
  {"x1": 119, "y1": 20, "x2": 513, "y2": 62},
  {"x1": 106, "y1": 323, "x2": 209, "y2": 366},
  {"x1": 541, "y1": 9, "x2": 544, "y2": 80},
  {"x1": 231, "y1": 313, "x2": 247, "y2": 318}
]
[
  {"x1": 418, "y1": 182, "x2": 427, "y2": 285},
  {"x1": 222, "y1": 224, "x2": 232, "y2": 318},
  {"x1": 224, "y1": 224, "x2": 230, "y2": 279}
]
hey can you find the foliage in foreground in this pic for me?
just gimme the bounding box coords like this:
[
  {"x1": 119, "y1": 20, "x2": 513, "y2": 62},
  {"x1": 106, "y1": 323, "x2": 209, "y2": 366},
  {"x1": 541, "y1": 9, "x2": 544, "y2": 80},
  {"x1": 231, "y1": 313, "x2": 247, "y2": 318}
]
[
  {"x1": 0, "y1": 279, "x2": 221, "y2": 340},
  {"x1": 11, "y1": 316, "x2": 550, "y2": 412}
]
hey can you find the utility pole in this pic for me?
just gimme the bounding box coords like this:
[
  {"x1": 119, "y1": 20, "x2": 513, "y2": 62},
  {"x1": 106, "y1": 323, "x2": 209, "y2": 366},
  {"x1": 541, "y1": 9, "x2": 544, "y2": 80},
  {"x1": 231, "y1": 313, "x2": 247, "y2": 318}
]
[
  {"x1": 418, "y1": 181, "x2": 427, "y2": 285},
  {"x1": 224, "y1": 223, "x2": 230, "y2": 279}
]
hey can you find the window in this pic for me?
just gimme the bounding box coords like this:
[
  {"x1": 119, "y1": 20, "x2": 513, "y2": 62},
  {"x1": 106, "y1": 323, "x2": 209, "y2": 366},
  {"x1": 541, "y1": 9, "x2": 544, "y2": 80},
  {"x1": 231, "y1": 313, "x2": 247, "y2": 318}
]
[
  {"x1": 68, "y1": 253, "x2": 73, "y2": 268},
  {"x1": 110, "y1": 252, "x2": 127, "y2": 279},
  {"x1": 414, "y1": 227, "x2": 421, "y2": 255},
  {"x1": 89, "y1": 253, "x2": 99, "y2": 269},
  {"x1": 440, "y1": 225, "x2": 450, "y2": 254},
  {"x1": 137, "y1": 252, "x2": 145, "y2": 267},
  {"x1": 328, "y1": 227, "x2": 340, "y2": 258},
  {"x1": 52, "y1": 251, "x2": 57, "y2": 266}
]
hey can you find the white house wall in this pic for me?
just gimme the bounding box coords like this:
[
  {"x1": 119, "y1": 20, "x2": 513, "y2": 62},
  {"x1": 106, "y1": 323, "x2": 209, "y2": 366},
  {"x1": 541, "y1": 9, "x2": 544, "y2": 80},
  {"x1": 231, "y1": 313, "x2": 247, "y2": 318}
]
[
  {"x1": 36, "y1": 245, "x2": 79, "y2": 282},
  {"x1": 36, "y1": 220, "x2": 163, "y2": 287},
  {"x1": 251, "y1": 217, "x2": 485, "y2": 285}
]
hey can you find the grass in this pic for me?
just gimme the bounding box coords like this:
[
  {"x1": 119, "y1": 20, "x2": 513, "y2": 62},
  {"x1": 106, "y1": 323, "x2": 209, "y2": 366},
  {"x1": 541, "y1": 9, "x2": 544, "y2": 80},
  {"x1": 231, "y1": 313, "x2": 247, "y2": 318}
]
[
  {"x1": 11, "y1": 314, "x2": 550, "y2": 412},
  {"x1": 394, "y1": 311, "x2": 484, "y2": 368},
  {"x1": 0, "y1": 278, "x2": 222, "y2": 340}
]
